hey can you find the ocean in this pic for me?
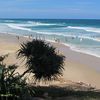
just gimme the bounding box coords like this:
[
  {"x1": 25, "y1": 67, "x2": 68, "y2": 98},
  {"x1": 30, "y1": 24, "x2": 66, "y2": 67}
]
[{"x1": 0, "y1": 19, "x2": 100, "y2": 57}]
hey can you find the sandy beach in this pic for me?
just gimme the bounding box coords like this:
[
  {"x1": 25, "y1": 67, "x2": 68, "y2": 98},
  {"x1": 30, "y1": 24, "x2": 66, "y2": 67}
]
[{"x1": 0, "y1": 33, "x2": 100, "y2": 89}]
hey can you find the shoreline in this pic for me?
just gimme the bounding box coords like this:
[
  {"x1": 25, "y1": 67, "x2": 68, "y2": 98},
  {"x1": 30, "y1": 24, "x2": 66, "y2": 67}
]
[
  {"x1": 52, "y1": 41, "x2": 100, "y2": 71},
  {"x1": 0, "y1": 33, "x2": 100, "y2": 89},
  {"x1": 1, "y1": 31, "x2": 100, "y2": 59},
  {"x1": 1, "y1": 32, "x2": 100, "y2": 71},
  {"x1": 2, "y1": 31, "x2": 100, "y2": 59},
  {"x1": 47, "y1": 39, "x2": 100, "y2": 89},
  {"x1": 47, "y1": 39, "x2": 100, "y2": 59}
]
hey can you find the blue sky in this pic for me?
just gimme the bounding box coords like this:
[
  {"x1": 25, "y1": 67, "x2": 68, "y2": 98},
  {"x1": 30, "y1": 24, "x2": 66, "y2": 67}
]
[{"x1": 0, "y1": 0, "x2": 100, "y2": 19}]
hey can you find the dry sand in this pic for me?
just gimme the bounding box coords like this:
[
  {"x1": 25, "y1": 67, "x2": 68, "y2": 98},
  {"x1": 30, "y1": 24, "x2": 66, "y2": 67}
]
[{"x1": 0, "y1": 33, "x2": 100, "y2": 89}]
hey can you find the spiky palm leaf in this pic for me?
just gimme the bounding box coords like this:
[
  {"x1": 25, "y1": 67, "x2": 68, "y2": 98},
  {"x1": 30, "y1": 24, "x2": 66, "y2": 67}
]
[{"x1": 17, "y1": 39, "x2": 65, "y2": 81}]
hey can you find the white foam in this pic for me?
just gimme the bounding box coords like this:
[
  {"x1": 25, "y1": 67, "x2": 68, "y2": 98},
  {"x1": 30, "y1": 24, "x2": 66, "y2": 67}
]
[
  {"x1": 1, "y1": 30, "x2": 100, "y2": 58},
  {"x1": 46, "y1": 39, "x2": 56, "y2": 43},
  {"x1": 6, "y1": 21, "x2": 58, "y2": 32},
  {"x1": 70, "y1": 46, "x2": 100, "y2": 58},
  {"x1": 67, "y1": 26, "x2": 100, "y2": 33},
  {"x1": 27, "y1": 21, "x2": 57, "y2": 26},
  {"x1": 4, "y1": 20, "x2": 15, "y2": 23},
  {"x1": 46, "y1": 39, "x2": 100, "y2": 58},
  {"x1": 34, "y1": 31, "x2": 100, "y2": 42},
  {"x1": 72, "y1": 35, "x2": 100, "y2": 42},
  {"x1": 4, "y1": 23, "x2": 100, "y2": 43},
  {"x1": 7, "y1": 24, "x2": 32, "y2": 31}
]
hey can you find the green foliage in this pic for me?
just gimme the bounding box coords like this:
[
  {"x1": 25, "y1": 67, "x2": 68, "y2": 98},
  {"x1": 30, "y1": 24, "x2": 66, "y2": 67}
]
[
  {"x1": 0, "y1": 55, "x2": 34, "y2": 99},
  {"x1": 17, "y1": 39, "x2": 65, "y2": 81}
]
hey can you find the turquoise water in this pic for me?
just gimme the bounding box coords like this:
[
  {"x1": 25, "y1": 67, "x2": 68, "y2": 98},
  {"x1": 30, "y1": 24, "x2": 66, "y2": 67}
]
[{"x1": 0, "y1": 19, "x2": 100, "y2": 57}]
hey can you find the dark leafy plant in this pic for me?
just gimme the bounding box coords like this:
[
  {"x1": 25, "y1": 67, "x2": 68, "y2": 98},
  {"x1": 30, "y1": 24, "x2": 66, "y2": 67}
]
[
  {"x1": 17, "y1": 39, "x2": 65, "y2": 82},
  {"x1": 0, "y1": 55, "x2": 34, "y2": 99}
]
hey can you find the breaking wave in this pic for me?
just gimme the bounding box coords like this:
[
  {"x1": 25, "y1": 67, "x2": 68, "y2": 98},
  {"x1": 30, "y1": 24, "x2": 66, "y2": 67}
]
[
  {"x1": 67, "y1": 26, "x2": 100, "y2": 33},
  {"x1": 7, "y1": 24, "x2": 32, "y2": 31}
]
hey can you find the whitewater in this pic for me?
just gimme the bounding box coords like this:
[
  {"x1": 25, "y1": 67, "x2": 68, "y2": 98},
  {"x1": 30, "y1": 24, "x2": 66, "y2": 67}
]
[{"x1": 0, "y1": 19, "x2": 100, "y2": 58}]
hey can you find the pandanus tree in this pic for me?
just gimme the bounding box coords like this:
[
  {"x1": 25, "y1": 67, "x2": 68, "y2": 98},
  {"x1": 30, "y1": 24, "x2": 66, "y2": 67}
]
[{"x1": 17, "y1": 39, "x2": 65, "y2": 82}]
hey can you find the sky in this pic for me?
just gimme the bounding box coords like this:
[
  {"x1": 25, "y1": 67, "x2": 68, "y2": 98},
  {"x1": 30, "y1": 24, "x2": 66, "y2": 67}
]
[{"x1": 0, "y1": 0, "x2": 100, "y2": 19}]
